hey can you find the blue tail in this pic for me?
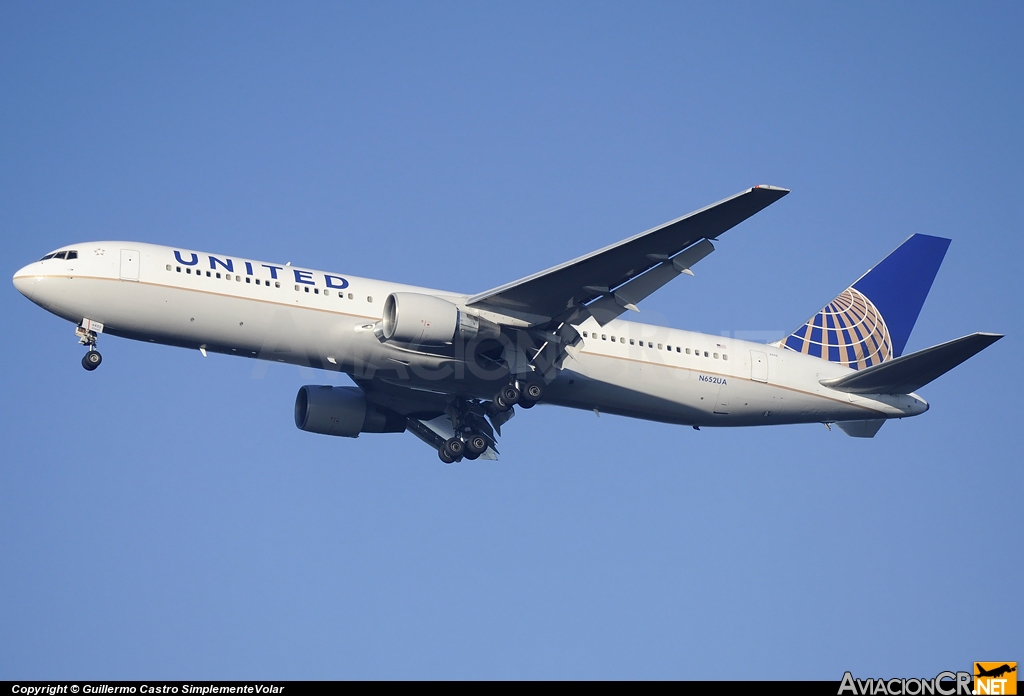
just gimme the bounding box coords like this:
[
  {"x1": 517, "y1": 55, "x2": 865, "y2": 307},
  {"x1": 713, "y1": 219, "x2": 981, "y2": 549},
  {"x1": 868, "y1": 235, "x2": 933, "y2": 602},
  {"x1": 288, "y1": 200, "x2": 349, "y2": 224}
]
[{"x1": 782, "y1": 234, "x2": 950, "y2": 369}]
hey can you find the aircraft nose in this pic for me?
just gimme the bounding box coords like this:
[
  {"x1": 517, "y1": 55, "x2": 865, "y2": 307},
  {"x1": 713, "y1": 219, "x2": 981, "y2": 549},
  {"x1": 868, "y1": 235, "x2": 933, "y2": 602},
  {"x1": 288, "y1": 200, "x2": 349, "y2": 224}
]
[{"x1": 12, "y1": 264, "x2": 37, "y2": 301}]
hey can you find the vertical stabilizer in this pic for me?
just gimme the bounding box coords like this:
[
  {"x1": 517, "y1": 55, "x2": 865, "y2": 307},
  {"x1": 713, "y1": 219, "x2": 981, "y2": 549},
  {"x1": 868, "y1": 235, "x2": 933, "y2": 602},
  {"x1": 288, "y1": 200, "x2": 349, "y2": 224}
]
[{"x1": 782, "y1": 234, "x2": 950, "y2": 369}]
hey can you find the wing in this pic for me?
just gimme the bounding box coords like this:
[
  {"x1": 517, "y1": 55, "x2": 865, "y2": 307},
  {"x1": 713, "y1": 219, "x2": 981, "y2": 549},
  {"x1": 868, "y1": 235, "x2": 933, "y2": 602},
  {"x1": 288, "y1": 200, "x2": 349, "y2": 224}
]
[{"x1": 467, "y1": 185, "x2": 789, "y2": 324}]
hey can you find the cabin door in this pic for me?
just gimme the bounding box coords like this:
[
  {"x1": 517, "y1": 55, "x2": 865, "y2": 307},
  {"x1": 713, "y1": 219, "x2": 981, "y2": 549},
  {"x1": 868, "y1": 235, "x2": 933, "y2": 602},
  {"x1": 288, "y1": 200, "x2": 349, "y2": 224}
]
[
  {"x1": 120, "y1": 249, "x2": 140, "y2": 281},
  {"x1": 750, "y1": 350, "x2": 768, "y2": 383}
]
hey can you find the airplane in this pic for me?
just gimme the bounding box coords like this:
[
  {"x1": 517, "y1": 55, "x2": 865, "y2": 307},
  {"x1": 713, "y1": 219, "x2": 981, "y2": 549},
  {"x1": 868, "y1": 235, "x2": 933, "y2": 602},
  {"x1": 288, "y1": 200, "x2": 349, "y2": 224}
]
[
  {"x1": 12, "y1": 185, "x2": 1003, "y2": 462},
  {"x1": 976, "y1": 664, "x2": 1016, "y2": 679}
]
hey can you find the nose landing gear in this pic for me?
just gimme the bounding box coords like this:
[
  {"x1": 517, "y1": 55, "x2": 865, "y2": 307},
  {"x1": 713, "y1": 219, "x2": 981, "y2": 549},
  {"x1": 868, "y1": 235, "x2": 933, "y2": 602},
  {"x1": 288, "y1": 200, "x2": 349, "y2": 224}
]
[
  {"x1": 82, "y1": 350, "x2": 102, "y2": 371},
  {"x1": 75, "y1": 320, "x2": 103, "y2": 371}
]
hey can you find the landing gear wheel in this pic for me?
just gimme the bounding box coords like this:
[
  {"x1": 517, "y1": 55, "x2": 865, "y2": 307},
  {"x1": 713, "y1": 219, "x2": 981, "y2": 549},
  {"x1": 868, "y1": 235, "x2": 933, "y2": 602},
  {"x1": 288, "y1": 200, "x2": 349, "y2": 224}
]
[
  {"x1": 443, "y1": 437, "x2": 465, "y2": 459},
  {"x1": 493, "y1": 394, "x2": 512, "y2": 412},
  {"x1": 500, "y1": 384, "x2": 521, "y2": 405},
  {"x1": 519, "y1": 399, "x2": 535, "y2": 409},
  {"x1": 438, "y1": 448, "x2": 456, "y2": 464},
  {"x1": 466, "y1": 434, "x2": 488, "y2": 457},
  {"x1": 522, "y1": 382, "x2": 543, "y2": 401},
  {"x1": 82, "y1": 350, "x2": 102, "y2": 371}
]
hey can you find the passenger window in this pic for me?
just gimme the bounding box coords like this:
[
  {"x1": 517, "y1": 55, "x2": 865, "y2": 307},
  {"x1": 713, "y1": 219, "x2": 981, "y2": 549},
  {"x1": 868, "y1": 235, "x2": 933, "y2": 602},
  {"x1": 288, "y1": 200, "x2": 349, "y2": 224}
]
[
  {"x1": 186, "y1": 268, "x2": 192, "y2": 274},
  {"x1": 367, "y1": 296, "x2": 373, "y2": 303},
  {"x1": 348, "y1": 293, "x2": 353, "y2": 299},
  {"x1": 66, "y1": 251, "x2": 78, "y2": 260},
  {"x1": 658, "y1": 344, "x2": 662, "y2": 350},
  {"x1": 601, "y1": 334, "x2": 606, "y2": 340},
  {"x1": 216, "y1": 272, "x2": 221, "y2": 278},
  {"x1": 304, "y1": 287, "x2": 310, "y2": 293},
  {"x1": 236, "y1": 275, "x2": 241, "y2": 281},
  {"x1": 620, "y1": 337, "x2": 625, "y2": 344},
  {"x1": 676, "y1": 346, "x2": 681, "y2": 353},
  {"x1": 629, "y1": 339, "x2": 635, "y2": 345},
  {"x1": 723, "y1": 354, "x2": 728, "y2": 361},
  {"x1": 176, "y1": 267, "x2": 181, "y2": 272},
  {"x1": 582, "y1": 331, "x2": 588, "y2": 337},
  {"x1": 245, "y1": 277, "x2": 251, "y2": 283},
  {"x1": 686, "y1": 348, "x2": 691, "y2": 354},
  {"x1": 648, "y1": 342, "x2": 653, "y2": 348},
  {"x1": 714, "y1": 353, "x2": 719, "y2": 359},
  {"x1": 314, "y1": 288, "x2": 319, "y2": 294},
  {"x1": 275, "y1": 282, "x2": 280, "y2": 288},
  {"x1": 166, "y1": 264, "x2": 172, "y2": 271},
  {"x1": 610, "y1": 335, "x2": 615, "y2": 342},
  {"x1": 206, "y1": 271, "x2": 211, "y2": 277},
  {"x1": 704, "y1": 351, "x2": 709, "y2": 357}
]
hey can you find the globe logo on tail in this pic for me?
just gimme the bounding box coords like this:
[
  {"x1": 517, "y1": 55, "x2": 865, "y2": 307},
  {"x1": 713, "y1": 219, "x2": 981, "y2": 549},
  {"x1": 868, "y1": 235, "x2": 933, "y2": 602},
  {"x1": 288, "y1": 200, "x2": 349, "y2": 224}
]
[{"x1": 783, "y1": 286, "x2": 893, "y2": 370}]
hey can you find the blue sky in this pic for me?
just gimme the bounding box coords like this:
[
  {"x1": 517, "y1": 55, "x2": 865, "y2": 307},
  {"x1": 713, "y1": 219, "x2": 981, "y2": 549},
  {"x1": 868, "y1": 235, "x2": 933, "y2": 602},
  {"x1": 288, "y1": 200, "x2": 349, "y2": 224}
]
[{"x1": 1, "y1": 2, "x2": 1021, "y2": 679}]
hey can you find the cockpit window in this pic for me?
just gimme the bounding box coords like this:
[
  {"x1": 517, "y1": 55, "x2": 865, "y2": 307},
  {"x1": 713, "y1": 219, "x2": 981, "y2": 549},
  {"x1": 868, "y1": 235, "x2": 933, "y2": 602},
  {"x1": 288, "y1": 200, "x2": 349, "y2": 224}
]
[{"x1": 38, "y1": 250, "x2": 77, "y2": 261}]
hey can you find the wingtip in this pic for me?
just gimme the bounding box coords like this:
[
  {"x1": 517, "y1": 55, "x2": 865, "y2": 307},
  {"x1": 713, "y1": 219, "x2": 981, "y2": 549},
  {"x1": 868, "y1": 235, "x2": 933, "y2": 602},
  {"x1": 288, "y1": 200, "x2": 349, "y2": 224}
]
[{"x1": 752, "y1": 184, "x2": 791, "y2": 194}]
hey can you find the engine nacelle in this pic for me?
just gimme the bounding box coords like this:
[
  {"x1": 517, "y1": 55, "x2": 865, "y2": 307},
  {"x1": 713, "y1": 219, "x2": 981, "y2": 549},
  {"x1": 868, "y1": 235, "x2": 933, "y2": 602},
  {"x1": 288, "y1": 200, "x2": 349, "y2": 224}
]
[
  {"x1": 381, "y1": 292, "x2": 500, "y2": 345},
  {"x1": 294, "y1": 385, "x2": 406, "y2": 438}
]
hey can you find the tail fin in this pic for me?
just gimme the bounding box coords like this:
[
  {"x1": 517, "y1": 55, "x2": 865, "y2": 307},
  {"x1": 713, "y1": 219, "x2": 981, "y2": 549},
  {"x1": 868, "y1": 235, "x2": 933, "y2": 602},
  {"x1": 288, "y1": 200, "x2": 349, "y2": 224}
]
[{"x1": 782, "y1": 234, "x2": 950, "y2": 369}]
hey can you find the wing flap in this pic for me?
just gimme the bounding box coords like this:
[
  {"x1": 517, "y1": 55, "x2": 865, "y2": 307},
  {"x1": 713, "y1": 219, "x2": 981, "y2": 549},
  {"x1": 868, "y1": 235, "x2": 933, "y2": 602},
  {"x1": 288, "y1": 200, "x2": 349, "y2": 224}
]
[
  {"x1": 587, "y1": 238, "x2": 715, "y2": 325},
  {"x1": 836, "y1": 420, "x2": 886, "y2": 438},
  {"x1": 820, "y1": 332, "x2": 1003, "y2": 395}
]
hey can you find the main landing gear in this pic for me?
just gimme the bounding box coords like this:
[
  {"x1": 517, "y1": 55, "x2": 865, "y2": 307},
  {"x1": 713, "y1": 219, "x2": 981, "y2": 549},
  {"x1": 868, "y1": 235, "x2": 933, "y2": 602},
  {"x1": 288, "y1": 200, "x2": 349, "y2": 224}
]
[
  {"x1": 435, "y1": 400, "x2": 500, "y2": 464},
  {"x1": 438, "y1": 428, "x2": 490, "y2": 464},
  {"x1": 76, "y1": 322, "x2": 102, "y2": 371},
  {"x1": 492, "y1": 379, "x2": 543, "y2": 411},
  {"x1": 432, "y1": 381, "x2": 544, "y2": 464}
]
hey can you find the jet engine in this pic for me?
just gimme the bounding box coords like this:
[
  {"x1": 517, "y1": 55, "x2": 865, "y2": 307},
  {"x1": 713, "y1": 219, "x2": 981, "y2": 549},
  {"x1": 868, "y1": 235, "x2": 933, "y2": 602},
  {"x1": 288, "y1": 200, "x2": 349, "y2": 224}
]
[
  {"x1": 381, "y1": 292, "x2": 500, "y2": 345},
  {"x1": 294, "y1": 385, "x2": 406, "y2": 438}
]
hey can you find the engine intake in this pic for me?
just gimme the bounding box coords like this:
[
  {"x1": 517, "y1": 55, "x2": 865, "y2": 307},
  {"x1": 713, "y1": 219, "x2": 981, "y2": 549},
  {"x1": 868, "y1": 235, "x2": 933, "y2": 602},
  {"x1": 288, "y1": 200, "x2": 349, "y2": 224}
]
[
  {"x1": 382, "y1": 292, "x2": 500, "y2": 345},
  {"x1": 294, "y1": 386, "x2": 406, "y2": 438}
]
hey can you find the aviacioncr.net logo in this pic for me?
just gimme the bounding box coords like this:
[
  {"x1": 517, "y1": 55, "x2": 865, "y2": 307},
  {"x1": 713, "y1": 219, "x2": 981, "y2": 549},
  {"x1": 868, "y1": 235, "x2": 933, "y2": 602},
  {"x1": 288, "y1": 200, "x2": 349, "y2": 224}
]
[{"x1": 838, "y1": 671, "x2": 972, "y2": 696}]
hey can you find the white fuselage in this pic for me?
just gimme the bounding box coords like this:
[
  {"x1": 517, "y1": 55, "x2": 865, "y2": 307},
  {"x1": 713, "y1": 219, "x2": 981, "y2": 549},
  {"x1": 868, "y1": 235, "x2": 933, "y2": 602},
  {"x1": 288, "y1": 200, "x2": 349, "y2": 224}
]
[{"x1": 13, "y1": 242, "x2": 928, "y2": 428}]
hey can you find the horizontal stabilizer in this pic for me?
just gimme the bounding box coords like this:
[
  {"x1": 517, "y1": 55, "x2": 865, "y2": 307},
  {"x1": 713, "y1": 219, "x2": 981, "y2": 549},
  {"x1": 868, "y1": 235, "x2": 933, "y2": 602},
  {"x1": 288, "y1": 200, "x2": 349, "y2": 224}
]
[{"x1": 820, "y1": 332, "x2": 1003, "y2": 395}]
